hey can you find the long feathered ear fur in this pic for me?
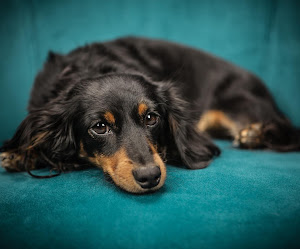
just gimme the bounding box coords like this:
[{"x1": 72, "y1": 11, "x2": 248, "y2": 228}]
[
  {"x1": 156, "y1": 81, "x2": 220, "y2": 169},
  {"x1": 0, "y1": 97, "x2": 79, "y2": 173}
]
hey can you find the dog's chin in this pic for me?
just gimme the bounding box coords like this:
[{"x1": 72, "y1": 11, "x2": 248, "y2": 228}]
[{"x1": 116, "y1": 176, "x2": 166, "y2": 194}]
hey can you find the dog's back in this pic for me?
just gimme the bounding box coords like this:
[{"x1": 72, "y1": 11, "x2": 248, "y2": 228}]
[{"x1": 29, "y1": 37, "x2": 253, "y2": 111}]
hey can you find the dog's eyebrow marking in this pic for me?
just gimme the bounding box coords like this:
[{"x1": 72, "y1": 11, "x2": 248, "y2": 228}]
[
  {"x1": 104, "y1": 111, "x2": 116, "y2": 124},
  {"x1": 138, "y1": 103, "x2": 148, "y2": 116}
]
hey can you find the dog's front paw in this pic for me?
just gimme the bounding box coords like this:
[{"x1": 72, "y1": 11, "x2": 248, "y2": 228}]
[
  {"x1": 234, "y1": 123, "x2": 264, "y2": 149},
  {"x1": 184, "y1": 144, "x2": 220, "y2": 170},
  {"x1": 0, "y1": 151, "x2": 24, "y2": 171}
]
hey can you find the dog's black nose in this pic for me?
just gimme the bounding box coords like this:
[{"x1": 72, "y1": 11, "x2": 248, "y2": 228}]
[{"x1": 132, "y1": 166, "x2": 161, "y2": 189}]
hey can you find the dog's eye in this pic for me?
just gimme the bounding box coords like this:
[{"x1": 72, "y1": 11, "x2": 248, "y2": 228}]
[
  {"x1": 92, "y1": 122, "x2": 111, "y2": 135},
  {"x1": 145, "y1": 113, "x2": 159, "y2": 127}
]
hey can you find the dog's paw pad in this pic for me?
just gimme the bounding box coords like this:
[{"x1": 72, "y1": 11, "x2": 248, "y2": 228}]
[{"x1": 233, "y1": 123, "x2": 264, "y2": 149}]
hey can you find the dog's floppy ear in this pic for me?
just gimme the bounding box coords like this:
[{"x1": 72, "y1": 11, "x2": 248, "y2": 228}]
[
  {"x1": 1, "y1": 96, "x2": 78, "y2": 171},
  {"x1": 156, "y1": 82, "x2": 220, "y2": 169}
]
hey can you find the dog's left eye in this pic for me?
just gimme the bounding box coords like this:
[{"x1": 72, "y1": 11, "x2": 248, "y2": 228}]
[
  {"x1": 145, "y1": 113, "x2": 159, "y2": 127},
  {"x1": 91, "y1": 122, "x2": 111, "y2": 135}
]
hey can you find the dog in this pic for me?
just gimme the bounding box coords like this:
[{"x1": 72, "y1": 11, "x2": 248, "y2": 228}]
[{"x1": 1, "y1": 36, "x2": 299, "y2": 194}]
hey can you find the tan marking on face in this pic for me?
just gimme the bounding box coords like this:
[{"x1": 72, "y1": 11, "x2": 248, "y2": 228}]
[
  {"x1": 148, "y1": 140, "x2": 158, "y2": 154},
  {"x1": 153, "y1": 152, "x2": 167, "y2": 190},
  {"x1": 104, "y1": 111, "x2": 115, "y2": 124},
  {"x1": 84, "y1": 146, "x2": 166, "y2": 194},
  {"x1": 79, "y1": 141, "x2": 88, "y2": 158},
  {"x1": 138, "y1": 103, "x2": 148, "y2": 117},
  {"x1": 147, "y1": 141, "x2": 167, "y2": 190},
  {"x1": 197, "y1": 110, "x2": 240, "y2": 137}
]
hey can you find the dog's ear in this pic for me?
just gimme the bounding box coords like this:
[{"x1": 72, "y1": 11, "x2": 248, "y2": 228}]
[
  {"x1": 156, "y1": 82, "x2": 220, "y2": 169},
  {"x1": 1, "y1": 97, "x2": 78, "y2": 171}
]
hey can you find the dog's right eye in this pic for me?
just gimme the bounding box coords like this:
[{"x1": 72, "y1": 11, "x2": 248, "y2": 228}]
[
  {"x1": 145, "y1": 113, "x2": 159, "y2": 127},
  {"x1": 91, "y1": 122, "x2": 111, "y2": 135}
]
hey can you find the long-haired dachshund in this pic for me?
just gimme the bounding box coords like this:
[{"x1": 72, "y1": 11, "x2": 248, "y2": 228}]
[{"x1": 1, "y1": 37, "x2": 299, "y2": 193}]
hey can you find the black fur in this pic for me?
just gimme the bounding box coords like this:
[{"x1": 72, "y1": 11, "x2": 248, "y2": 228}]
[{"x1": 1, "y1": 36, "x2": 299, "y2": 179}]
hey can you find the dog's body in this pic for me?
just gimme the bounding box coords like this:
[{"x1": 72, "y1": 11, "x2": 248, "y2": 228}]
[{"x1": 1, "y1": 37, "x2": 299, "y2": 193}]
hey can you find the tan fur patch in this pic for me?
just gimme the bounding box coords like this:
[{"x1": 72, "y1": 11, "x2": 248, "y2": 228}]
[
  {"x1": 0, "y1": 151, "x2": 23, "y2": 171},
  {"x1": 197, "y1": 110, "x2": 239, "y2": 137},
  {"x1": 138, "y1": 103, "x2": 148, "y2": 117},
  {"x1": 26, "y1": 132, "x2": 49, "y2": 150},
  {"x1": 104, "y1": 111, "x2": 115, "y2": 124}
]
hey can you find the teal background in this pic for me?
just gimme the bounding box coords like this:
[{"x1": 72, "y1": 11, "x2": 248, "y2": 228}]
[{"x1": 0, "y1": 1, "x2": 300, "y2": 248}]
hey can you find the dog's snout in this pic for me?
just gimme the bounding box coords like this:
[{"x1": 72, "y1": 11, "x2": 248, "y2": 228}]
[{"x1": 132, "y1": 166, "x2": 161, "y2": 189}]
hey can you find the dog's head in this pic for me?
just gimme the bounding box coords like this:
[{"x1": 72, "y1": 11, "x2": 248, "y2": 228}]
[
  {"x1": 75, "y1": 74, "x2": 168, "y2": 193},
  {"x1": 4, "y1": 74, "x2": 219, "y2": 194}
]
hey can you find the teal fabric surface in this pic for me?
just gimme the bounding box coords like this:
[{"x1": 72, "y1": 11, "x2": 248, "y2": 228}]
[
  {"x1": 1, "y1": 141, "x2": 300, "y2": 249},
  {"x1": 0, "y1": 1, "x2": 300, "y2": 248}
]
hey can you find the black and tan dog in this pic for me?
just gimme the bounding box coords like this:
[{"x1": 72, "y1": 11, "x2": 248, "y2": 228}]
[{"x1": 1, "y1": 37, "x2": 299, "y2": 193}]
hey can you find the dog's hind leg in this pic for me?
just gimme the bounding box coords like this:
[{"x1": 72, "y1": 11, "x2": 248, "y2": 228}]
[
  {"x1": 197, "y1": 110, "x2": 264, "y2": 148},
  {"x1": 197, "y1": 110, "x2": 242, "y2": 139},
  {"x1": 197, "y1": 110, "x2": 300, "y2": 152},
  {"x1": 197, "y1": 74, "x2": 300, "y2": 151}
]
